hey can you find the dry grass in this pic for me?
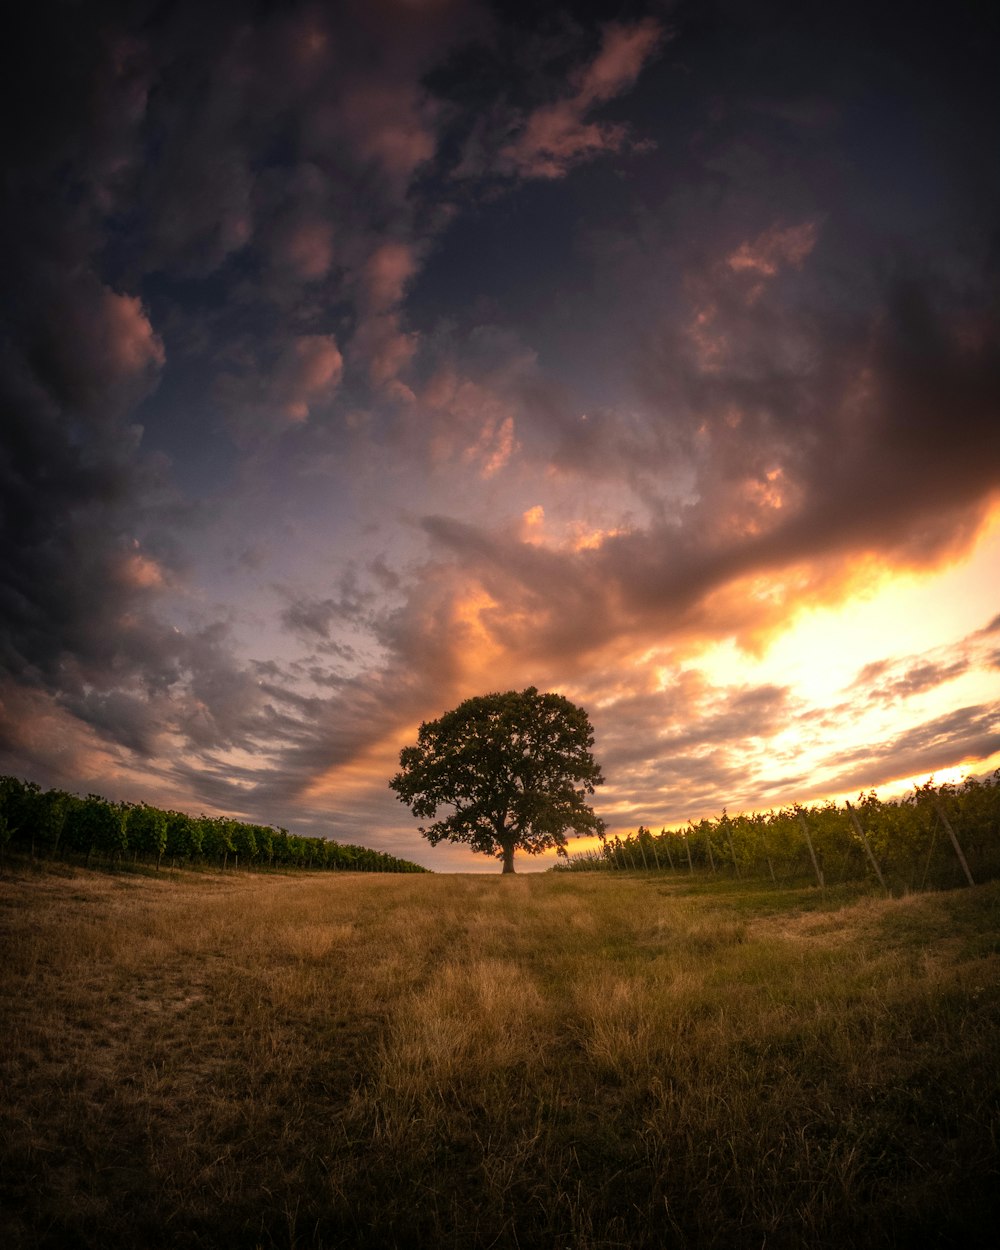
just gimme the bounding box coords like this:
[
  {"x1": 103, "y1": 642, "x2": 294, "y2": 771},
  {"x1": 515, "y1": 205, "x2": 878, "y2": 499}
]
[{"x1": 1, "y1": 864, "x2": 998, "y2": 1248}]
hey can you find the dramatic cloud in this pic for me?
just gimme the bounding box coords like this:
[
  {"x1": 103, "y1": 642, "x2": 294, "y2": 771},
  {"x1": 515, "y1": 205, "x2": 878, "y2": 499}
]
[
  {"x1": 496, "y1": 19, "x2": 665, "y2": 178},
  {"x1": 2, "y1": 0, "x2": 998, "y2": 868}
]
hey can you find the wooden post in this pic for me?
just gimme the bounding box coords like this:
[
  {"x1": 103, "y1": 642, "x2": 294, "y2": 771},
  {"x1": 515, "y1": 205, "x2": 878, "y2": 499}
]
[
  {"x1": 684, "y1": 832, "x2": 694, "y2": 875},
  {"x1": 661, "y1": 830, "x2": 675, "y2": 872},
  {"x1": 637, "y1": 835, "x2": 649, "y2": 871},
  {"x1": 919, "y1": 817, "x2": 938, "y2": 891},
  {"x1": 845, "y1": 801, "x2": 887, "y2": 890},
  {"x1": 797, "y1": 810, "x2": 825, "y2": 888},
  {"x1": 933, "y1": 797, "x2": 975, "y2": 887},
  {"x1": 694, "y1": 822, "x2": 716, "y2": 873},
  {"x1": 649, "y1": 835, "x2": 661, "y2": 872},
  {"x1": 723, "y1": 817, "x2": 740, "y2": 879}
]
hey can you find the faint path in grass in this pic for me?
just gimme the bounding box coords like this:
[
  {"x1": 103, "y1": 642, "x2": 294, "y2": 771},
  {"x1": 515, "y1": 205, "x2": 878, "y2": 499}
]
[{"x1": 1, "y1": 865, "x2": 998, "y2": 1248}]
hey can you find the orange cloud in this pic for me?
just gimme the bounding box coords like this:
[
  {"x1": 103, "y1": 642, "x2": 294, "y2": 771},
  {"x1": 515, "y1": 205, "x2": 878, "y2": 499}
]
[
  {"x1": 521, "y1": 505, "x2": 546, "y2": 544},
  {"x1": 120, "y1": 548, "x2": 166, "y2": 590}
]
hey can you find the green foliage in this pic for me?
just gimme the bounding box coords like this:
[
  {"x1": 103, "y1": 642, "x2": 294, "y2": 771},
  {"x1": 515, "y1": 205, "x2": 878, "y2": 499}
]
[
  {"x1": 63, "y1": 794, "x2": 128, "y2": 860},
  {"x1": 0, "y1": 775, "x2": 428, "y2": 873},
  {"x1": 126, "y1": 803, "x2": 167, "y2": 861},
  {"x1": 556, "y1": 771, "x2": 1000, "y2": 891},
  {"x1": 0, "y1": 776, "x2": 65, "y2": 853},
  {"x1": 200, "y1": 816, "x2": 236, "y2": 865},
  {"x1": 165, "y1": 811, "x2": 202, "y2": 862},
  {"x1": 390, "y1": 686, "x2": 605, "y2": 872}
]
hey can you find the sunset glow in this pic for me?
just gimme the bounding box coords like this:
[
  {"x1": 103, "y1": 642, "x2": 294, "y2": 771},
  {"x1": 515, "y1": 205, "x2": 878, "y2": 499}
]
[{"x1": 2, "y1": 1, "x2": 998, "y2": 869}]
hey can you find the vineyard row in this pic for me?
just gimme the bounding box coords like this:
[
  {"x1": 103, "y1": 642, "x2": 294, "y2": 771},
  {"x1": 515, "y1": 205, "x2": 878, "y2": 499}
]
[
  {"x1": 0, "y1": 775, "x2": 429, "y2": 873},
  {"x1": 555, "y1": 773, "x2": 1000, "y2": 890}
]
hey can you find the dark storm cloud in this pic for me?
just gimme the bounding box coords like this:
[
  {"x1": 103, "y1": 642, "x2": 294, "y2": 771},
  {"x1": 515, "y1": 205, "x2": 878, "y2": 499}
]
[
  {"x1": 507, "y1": 0, "x2": 1000, "y2": 615},
  {"x1": 414, "y1": 5, "x2": 1000, "y2": 662},
  {"x1": 0, "y1": 0, "x2": 479, "y2": 784},
  {"x1": 417, "y1": 256, "x2": 1000, "y2": 667}
]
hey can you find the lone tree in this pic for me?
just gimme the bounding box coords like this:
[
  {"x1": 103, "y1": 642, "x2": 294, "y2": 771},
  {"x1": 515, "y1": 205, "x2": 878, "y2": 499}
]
[{"x1": 389, "y1": 687, "x2": 605, "y2": 873}]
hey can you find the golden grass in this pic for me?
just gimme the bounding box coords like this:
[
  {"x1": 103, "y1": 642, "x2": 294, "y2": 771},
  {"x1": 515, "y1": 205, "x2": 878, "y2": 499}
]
[{"x1": 1, "y1": 865, "x2": 998, "y2": 1248}]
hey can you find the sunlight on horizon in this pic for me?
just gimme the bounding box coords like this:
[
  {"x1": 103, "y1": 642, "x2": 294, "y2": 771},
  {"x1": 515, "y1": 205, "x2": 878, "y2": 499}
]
[{"x1": 698, "y1": 507, "x2": 1000, "y2": 706}]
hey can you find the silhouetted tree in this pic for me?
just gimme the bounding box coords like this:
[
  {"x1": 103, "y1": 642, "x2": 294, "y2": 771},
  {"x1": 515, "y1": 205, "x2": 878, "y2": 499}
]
[{"x1": 390, "y1": 687, "x2": 605, "y2": 873}]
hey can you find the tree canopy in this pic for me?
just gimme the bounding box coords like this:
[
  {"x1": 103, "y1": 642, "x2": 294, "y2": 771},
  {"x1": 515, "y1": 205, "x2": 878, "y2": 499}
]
[{"x1": 389, "y1": 687, "x2": 605, "y2": 872}]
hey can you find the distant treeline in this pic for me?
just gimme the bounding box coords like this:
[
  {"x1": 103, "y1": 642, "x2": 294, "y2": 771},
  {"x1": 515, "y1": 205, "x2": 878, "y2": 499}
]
[
  {"x1": 555, "y1": 773, "x2": 1000, "y2": 890},
  {"x1": 0, "y1": 776, "x2": 428, "y2": 873}
]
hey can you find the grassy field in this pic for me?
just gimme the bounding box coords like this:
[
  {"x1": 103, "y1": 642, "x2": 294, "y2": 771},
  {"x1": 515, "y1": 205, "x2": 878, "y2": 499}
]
[{"x1": 1, "y1": 864, "x2": 998, "y2": 1249}]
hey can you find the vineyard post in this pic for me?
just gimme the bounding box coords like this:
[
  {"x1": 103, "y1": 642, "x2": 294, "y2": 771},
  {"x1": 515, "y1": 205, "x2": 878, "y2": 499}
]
[
  {"x1": 694, "y1": 821, "x2": 716, "y2": 873},
  {"x1": 637, "y1": 833, "x2": 649, "y2": 871},
  {"x1": 660, "y1": 830, "x2": 675, "y2": 872},
  {"x1": 722, "y1": 815, "x2": 740, "y2": 879},
  {"x1": 648, "y1": 832, "x2": 661, "y2": 871},
  {"x1": 684, "y1": 832, "x2": 694, "y2": 875},
  {"x1": 919, "y1": 816, "x2": 938, "y2": 890},
  {"x1": 797, "y1": 810, "x2": 825, "y2": 888},
  {"x1": 846, "y1": 801, "x2": 887, "y2": 890},
  {"x1": 933, "y1": 796, "x2": 975, "y2": 887}
]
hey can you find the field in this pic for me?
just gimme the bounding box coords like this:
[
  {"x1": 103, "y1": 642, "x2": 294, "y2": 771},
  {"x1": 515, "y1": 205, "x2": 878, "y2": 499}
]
[{"x1": 1, "y1": 865, "x2": 998, "y2": 1249}]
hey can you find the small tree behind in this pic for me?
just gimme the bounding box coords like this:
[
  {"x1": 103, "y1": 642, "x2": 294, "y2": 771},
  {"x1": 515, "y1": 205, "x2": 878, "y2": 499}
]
[{"x1": 389, "y1": 687, "x2": 605, "y2": 873}]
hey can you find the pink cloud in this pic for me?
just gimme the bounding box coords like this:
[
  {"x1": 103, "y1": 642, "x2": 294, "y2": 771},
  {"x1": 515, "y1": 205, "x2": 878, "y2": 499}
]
[
  {"x1": 119, "y1": 547, "x2": 166, "y2": 590},
  {"x1": 276, "y1": 334, "x2": 343, "y2": 420},
  {"x1": 363, "y1": 240, "x2": 419, "y2": 312},
  {"x1": 501, "y1": 106, "x2": 626, "y2": 180},
  {"x1": 314, "y1": 80, "x2": 438, "y2": 190},
  {"x1": 727, "y1": 221, "x2": 819, "y2": 278},
  {"x1": 681, "y1": 221, "x2": 821, "y2": 371},
  {"x1": 418, "y1": 364, "x2": 520, "y2": 475},
  {"x1": 575, "y1": 18, "x2": 665, "y2": 106},
  {"x1": 275, "y1": 219, "x2": 335, "y2": 281},
  {"x1": 351, "y1": 241, "x2": 421, "y2": 387},
  {"x1": 38, "y1": 283, "x2": 165, "y2": 415},
  {"x1": 219, "y1": 332, "x2": 345, "y2": 438},
  {"x1": 497, "y1": 19, "x2": 664, "y2": 179},
  {"x1": 100, "y1": 288, "x2": 166, "y2": 377},
  {"x1": 352, "y1": 314, "x2": 418, "y2": 389}
]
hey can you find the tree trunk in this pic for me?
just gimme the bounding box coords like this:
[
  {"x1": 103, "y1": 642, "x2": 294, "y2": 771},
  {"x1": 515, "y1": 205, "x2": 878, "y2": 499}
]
[{"x1": 501, "y1": 842, "x2": 516, "y2": 874}]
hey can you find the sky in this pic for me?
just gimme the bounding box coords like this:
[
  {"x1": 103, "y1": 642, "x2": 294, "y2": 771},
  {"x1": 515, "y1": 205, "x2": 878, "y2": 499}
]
[{"x1": 2, "y1": 0, "x2": 999, "y2": 872}]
